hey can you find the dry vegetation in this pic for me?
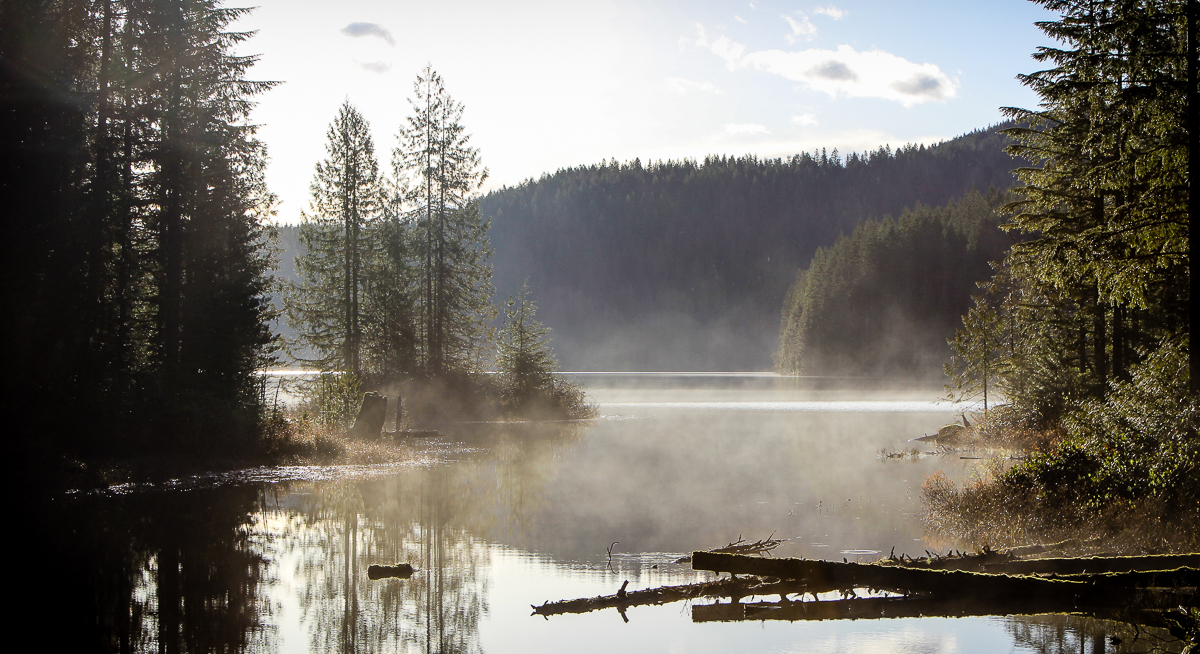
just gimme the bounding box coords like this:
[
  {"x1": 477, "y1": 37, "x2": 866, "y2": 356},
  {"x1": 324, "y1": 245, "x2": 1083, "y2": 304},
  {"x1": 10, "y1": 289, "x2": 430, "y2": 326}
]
[
  {"x1": 260, "y1": 409, "x2": 421, "y2": 466},
  {"x1": 921, "y1": 411, "x2": 1200, "y2": 555}
]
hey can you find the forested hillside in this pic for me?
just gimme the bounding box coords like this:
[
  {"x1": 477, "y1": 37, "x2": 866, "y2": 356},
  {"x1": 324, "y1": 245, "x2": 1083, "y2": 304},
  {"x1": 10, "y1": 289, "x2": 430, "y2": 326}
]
[
  {"x1": 480, "y1": 126, "x2": 1018, "y2": 370},
  {"x1": 777, "y1": 190, "x2": 1013, "y2": 378}
]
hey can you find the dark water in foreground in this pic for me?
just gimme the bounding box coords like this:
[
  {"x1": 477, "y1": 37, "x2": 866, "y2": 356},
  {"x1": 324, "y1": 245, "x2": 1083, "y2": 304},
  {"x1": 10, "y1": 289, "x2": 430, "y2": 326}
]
[{"x1": 55, "y1": 375, "x2": 1174, "y2": 652}]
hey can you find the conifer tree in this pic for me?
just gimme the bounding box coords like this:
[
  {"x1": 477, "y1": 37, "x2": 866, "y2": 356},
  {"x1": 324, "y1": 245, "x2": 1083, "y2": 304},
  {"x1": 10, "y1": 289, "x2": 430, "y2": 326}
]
[
  {"x1": 497, "y1": 282, "x2": 557, "y2": 408},
  {"x1": 1000, "y1": 0, "x2": 1190, "y2": 387},
  {"x1": 394, "y1": 65, "x2": 494, "y2": 376},
  {"x1": 287, "y1": 102, "x2": 382, "y2": 374}
]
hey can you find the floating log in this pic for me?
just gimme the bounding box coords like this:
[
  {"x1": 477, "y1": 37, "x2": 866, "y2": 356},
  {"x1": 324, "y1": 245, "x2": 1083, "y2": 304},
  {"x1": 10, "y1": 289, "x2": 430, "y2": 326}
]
[
  {"x1": 367, "y1": 563, "x2": 414, "y2": 580},
  {"x1": 690, "y1": 551, "x2": 1199, "y2": 604},
  {"x1": 979, "y1": 554, "x2": 1200, "y2": 576},
  {"x1": 883, "y1": 551, "x2": 1200, "y2": 575},
  {"x1": 400, "y1": 430, "x2": 438, "y2": 438},
  {"x1": 531, "y1": 576, "x2": 824, "y2": 617}
]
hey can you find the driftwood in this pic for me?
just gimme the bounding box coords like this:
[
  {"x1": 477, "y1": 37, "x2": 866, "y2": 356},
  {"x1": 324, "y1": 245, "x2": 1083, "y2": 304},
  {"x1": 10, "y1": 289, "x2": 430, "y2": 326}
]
[
  {"x1": 367, "y1": 563, "x2": 414, "y2": 580},
  {"x1": 710, "y1": 533, "x2": 786, "y2": 556},
  {"x1": 675, "y1": 533, "x2": 785, "y2": 563},
  {"x1": 979, "y1": 554, "x2": 1200, "y2": 576},
  {"x1": 386, "y1": 429, "x2": 438, "y2": 439}
]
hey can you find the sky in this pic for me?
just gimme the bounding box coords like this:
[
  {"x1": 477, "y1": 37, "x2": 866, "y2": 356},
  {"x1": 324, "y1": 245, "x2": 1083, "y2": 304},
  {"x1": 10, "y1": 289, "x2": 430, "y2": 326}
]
[{"x1": 232, "y1": 0, "x2": 1057, "y2": 224}]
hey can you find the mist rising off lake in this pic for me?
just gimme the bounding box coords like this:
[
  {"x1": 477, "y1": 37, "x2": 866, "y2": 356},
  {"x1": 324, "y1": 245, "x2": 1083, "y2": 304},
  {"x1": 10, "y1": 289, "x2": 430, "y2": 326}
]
[{"x1": 64, "y1": 376, "x2": 1130, "y2": 653}]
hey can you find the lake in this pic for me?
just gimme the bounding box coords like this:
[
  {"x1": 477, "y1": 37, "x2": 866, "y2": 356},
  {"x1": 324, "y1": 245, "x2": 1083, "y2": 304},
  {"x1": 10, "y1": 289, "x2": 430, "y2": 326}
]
[{"x1": 61, "y1": 374, "x2": 1157, "y2": 653}]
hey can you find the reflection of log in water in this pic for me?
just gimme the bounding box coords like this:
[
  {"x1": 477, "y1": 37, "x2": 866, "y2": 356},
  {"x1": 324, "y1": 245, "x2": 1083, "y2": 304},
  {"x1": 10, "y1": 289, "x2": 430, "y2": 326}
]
[{"x1": 690, "y1": 594, "x2": 1188, "y2": 627}]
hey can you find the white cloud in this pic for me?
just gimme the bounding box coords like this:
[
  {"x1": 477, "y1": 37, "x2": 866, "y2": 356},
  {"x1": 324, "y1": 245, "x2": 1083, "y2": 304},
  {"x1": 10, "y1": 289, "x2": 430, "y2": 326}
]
[
  {"x1": 735, "y1": 15, "x2": 748, "y2": 24},
  {"x1": 783, "y1": 14, "x2": 817, "y2": 44},
  {"x1": 695, "y1": 26, "x2": 958, "y2": 106},
  {"x1": 814, "y1": 5, "x2": 846, "y2": 20},
  {"x1": 668, "y1": 77, "x2": 723, "y2": 94},
  {"x1": 724, "y1": 123, "x2": 769, "y2": 135},
  {"x1": 340, "y1": 22, "x2": 395, "y2": 47},
  {"x1": 791, "y1": 113, "x2": 818, "y2": 126},
  {"x1": 355, "y1": 60, "x2": 391, "y2": 74}
]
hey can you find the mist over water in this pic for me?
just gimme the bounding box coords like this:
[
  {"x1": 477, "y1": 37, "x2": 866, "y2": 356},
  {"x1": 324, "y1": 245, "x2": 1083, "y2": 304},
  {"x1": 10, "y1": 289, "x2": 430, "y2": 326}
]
[{"x1": 64, "y1": 374, "x2": 1136, "y2": 653}]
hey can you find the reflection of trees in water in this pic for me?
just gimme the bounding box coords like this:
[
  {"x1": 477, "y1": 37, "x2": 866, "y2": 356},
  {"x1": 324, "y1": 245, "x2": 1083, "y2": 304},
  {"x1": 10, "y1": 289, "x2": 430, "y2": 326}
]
[
  {"x1": 62, "y1": 486, "x2": 272, "y2": 652},
  {"x1": 279, "y1": 468, "x2": 489, "y2": 654},
  {"x1": 1005, "y1": 614, "x2": 1184, "y2": 654},
  {"x1": 50, "y1": 422, "x2": 580, "y2": 652},
  {"x1": 263, "y1": 422, "x2": 584, "y2": 653}
]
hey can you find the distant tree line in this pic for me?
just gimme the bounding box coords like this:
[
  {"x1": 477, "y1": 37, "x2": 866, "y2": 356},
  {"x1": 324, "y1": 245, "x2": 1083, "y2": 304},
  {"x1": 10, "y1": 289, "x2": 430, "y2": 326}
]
[
  {"x1": 776, "y1": 190, "x2": 1013, "y2": 378},
  {"x1": 2, "y1": 0, "x2": 277, "y2": 460},
  {"x1": 481, "y1": 128, "x2": 1020, "y2": 370}
]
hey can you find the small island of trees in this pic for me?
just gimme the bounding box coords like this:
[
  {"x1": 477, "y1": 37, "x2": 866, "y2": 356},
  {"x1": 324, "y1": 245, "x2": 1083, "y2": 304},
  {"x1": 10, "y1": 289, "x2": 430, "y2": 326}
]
[{"x1": 282, "y1": 66, "x2": 592, "y2": 437}]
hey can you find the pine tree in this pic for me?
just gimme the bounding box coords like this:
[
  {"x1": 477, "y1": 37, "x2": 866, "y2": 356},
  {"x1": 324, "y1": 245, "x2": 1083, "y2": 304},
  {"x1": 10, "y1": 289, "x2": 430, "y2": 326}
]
[
  {"x1": 287, "y1": 102, "x2": 383, "y2": 374},
  {"x1": 497, "y1": 282, "x2": 558, "y2": 408},
  {"x1": 394, "y1": 65, "x2": 494, "y2": 377}
]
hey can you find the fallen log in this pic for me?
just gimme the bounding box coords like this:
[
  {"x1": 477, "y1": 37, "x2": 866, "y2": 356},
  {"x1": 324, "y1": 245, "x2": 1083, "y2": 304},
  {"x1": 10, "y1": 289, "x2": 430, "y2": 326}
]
[
  {"x1": 690, "y1": 551, "x2": 1199, "y2": 604},
  {"x1": 531, "y1": 576, "x2": 826, "y2": 617},
  {"x1": 884, "y1": 551, "x2": 1200, "y2": 574},
  {"x1": 980, "y1": 554, "x2": 1200, "y2": 576}
]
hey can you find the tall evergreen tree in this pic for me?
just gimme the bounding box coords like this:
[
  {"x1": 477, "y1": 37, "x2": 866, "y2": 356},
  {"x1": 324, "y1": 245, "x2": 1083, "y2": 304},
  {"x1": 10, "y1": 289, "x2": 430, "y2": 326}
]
[
  {"x1": 287, "y1": 102, "x2": 383, "y2": 375},
  {"x1": 394, "y1": 65, "x2": 494, "y2": 376},
  {"x1": 1000, "y1": 0, "x2": 1190, "y2": 390}
]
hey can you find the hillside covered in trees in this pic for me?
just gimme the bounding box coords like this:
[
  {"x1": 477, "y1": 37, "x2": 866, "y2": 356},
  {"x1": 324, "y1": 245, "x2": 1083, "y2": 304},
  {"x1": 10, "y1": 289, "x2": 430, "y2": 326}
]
[
  {"x1": 777, "y1": 190, "x2": 1013, "y2": 378},
  {"x1": 479, "y1": 127, "x2": 1019, "y2": 371}
]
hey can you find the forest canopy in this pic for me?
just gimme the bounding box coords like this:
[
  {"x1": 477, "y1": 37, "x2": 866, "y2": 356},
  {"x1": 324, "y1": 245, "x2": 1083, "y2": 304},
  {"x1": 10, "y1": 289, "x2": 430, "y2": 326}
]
[{"x1": 481, "y1": 128, "x2": 1021, "y2": 370}]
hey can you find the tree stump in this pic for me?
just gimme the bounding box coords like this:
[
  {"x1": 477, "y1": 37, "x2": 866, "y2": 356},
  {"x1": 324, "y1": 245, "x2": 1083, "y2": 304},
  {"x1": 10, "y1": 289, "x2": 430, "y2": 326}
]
[{"x1": 350, "y1": 392, "x2": 387, "y2": 439}]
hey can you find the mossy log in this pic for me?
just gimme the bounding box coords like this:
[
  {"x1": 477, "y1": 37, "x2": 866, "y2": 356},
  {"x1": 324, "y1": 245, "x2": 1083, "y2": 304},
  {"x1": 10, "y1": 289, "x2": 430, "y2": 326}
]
[
  {"x1": 690, "y1": 551, "x2": 1199, "y2": 603},
  {"x1": 979, "y1": 554, "x2": 1200, "y2": 575},
  {"x1": 884, "y1": 551, "x2": 1200, "y2": 574}
]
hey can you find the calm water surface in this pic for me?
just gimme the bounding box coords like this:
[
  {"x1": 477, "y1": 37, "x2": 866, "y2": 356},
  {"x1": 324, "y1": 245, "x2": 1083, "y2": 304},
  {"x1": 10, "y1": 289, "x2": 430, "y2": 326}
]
[{"x1": 69, "y1": 375, "x2": 1156, "y2": 653}]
